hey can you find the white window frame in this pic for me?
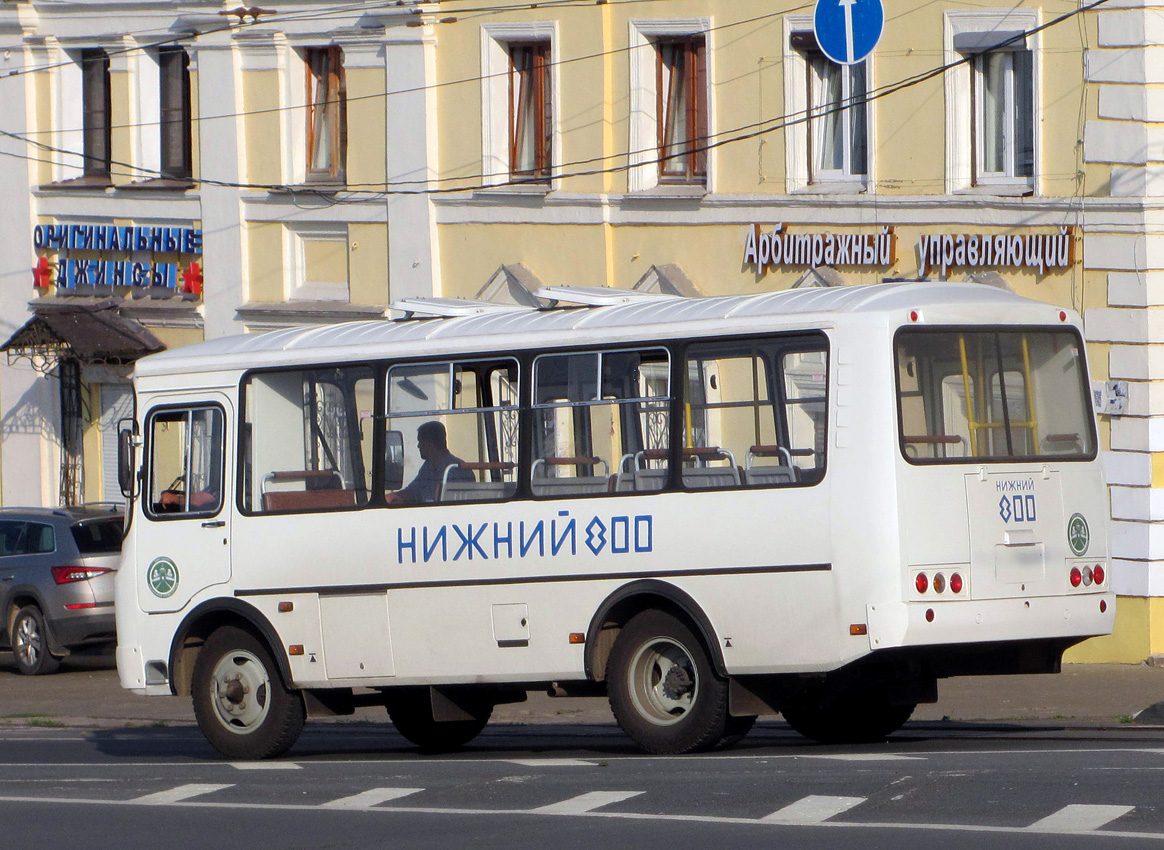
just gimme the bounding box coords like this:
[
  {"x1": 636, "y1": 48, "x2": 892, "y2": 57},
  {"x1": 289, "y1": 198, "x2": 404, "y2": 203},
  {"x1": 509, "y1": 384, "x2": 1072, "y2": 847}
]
[
  {"x1": 481, "y1": 22, "x2": 559, "y2": 188},
  {"x1": 628, "y1": 18, "x2": 713, "y2": 193},
  {"x1": 782, "y1": 17, "x2": 875, "y2": 193},
  {"x1": 944, "y1": 9, "x2": 1039, "y2": 194}
]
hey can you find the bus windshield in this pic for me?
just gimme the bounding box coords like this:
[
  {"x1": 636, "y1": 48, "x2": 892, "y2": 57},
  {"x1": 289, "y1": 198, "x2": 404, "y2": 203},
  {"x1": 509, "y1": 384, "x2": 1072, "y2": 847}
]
[{"x1": 896, "y1": 328, "x2": 1096, "y2": 463}]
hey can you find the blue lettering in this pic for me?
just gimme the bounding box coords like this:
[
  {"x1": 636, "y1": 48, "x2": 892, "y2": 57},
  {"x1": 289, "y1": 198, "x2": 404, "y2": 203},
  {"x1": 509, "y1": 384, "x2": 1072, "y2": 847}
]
[
  {"x1": 520, "y1": 521, "x2": 544, "y2": 557},
  {"x1": 33, "y1": 225, "x2": 44, "y2": 249},
  {"x1": 1025, "y1": 494, "x2": 1036, "y2": 522},
  {"x1": 635, "y1": 516, "x2": 652, "y2": 552},
  {"x1": 422, "y1": 526, "x2": 446, "y2": 562},
  {"x1": 551, "y1": 514, "x2": 576, "y2": 556},
  {"x1": 452, "y1": 523, "x2": 487, "y2": 560},
  {"x1": 397, "y1": 527, "x2": 417, "y2": 564},
  {"x1": 611, "y1": 516, "x2": 630, "y2": 553},
  {"x1": 585, "y1": 517, "x2": 606, "y2": 555},
  {"x1": 494, "y1": 522, "x2": 513, "y2": 560}
]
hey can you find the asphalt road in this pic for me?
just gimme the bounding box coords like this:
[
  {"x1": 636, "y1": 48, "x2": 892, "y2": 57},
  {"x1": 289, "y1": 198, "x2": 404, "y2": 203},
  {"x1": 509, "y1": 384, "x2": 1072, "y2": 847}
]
[{"x1": 4, "y1": 722, "x2": 1164, "y2": 848}]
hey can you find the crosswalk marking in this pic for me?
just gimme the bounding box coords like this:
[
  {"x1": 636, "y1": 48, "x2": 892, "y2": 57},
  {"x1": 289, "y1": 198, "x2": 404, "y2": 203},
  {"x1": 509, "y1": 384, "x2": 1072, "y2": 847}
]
[
  {"x1": 1027, "y1": 804, "x2": 1135, "y2": 833},
  {"x1": 321, "y1": 788, "x2": 424, "y2": 809},
  {"x1": 131, "y1": 784, "x2": 235, "y2": 804},
  {"x1": 230, "y1": 762, "x2": 301, "y2": 770},
  {"x1": 762, "y1": 795, "x2": 867, "y2": 824},
  {"x1": 531, "y1": 791, "x2": 643, "y2": 814}
]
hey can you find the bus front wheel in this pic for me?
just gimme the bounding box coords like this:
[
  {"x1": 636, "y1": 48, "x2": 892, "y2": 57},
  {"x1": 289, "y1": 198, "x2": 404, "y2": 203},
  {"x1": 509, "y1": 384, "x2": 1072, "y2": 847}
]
[
  {"x1": 607, "y1": 609, "x2": 738, "y2": 754},
  {"x1": 192, "y1": 626, "x2": 305, "y2": 760}
]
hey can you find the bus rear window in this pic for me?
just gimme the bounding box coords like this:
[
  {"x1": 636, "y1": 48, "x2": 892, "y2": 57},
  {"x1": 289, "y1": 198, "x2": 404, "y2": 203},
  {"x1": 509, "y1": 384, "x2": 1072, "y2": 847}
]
[{"x1": 896, "y1": 328, "x2": 1096, "y2": 463}]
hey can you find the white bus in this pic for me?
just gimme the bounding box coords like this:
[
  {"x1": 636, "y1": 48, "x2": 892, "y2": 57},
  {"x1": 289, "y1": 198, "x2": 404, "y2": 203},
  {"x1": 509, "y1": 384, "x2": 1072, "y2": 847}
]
[{"x1": 114, "y1": 282, "x2": 1114, "y2": 759}]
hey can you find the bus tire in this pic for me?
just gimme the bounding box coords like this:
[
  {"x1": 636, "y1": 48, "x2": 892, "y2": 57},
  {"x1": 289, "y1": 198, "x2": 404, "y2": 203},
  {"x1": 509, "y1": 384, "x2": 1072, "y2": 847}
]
[
  {"x1": 192, "y1": 626, "x2": 305, "y2": 760},
  {"x1": 387, "y1": 692, "x2": 491, "y2": 752},
  {"x1": 607, "y1": 609, "x2": 732, "y2": 754},
  {"x1": 781, "y1": 695, "x2": 915, "y2": 744}
]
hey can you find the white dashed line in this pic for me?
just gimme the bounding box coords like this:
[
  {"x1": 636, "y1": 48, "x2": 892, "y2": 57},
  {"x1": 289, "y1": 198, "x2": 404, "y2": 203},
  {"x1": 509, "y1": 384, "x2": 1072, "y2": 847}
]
[
  {"x1": 1027, "y1": 804, "x2": 1135, "y2": 833},
  {"x1": 531, "y1": 791, "x2": 644, "y2": 814},
  {"x1": 321, "y1": 788, "x2": 424, "y2": 809},
  {"x1": 506, "y1": 759, "x2": 598, "y2": 767},
  {"x1": 230, "y1": 762, "x2": 301, "y2": 770},
  {"x1": 762, "y1": 795, "x2": 867, "y2": 824},
  {"x1": 131, "y1": 784, "x2": 234, "y2": 804}
]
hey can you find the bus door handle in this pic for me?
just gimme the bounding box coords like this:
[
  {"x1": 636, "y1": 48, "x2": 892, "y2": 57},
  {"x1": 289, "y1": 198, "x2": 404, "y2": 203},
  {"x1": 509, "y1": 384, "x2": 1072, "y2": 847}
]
[
  {"x1": 201, "y1": 520, "x2": 226, "y2": 529},
  {"x1": 1003, "y1": 529, "x2": 1037, "y2": 546}
]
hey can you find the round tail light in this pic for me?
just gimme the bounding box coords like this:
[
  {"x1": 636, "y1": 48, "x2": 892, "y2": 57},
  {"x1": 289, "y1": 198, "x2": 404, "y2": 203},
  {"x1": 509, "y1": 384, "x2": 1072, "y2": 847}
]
[
  {"x1": 1093, "y1": 564, "x2": 1105, "y2": 585},
  {"x1": 1082, "y1": 566, "x2": 1093, "y2": 587},
  {"x1": 916, "y1": 573, "x2": 929, "y2": 593},
  {"x1": 950, "y1": 573, "x2": 964, "y2": 594},
  {"x1": 932, "y1": 573, "x2": 946, "y2": 593},
  {"x1": 1070, "y1": 566, "x2": 1082, "y2": 588}
]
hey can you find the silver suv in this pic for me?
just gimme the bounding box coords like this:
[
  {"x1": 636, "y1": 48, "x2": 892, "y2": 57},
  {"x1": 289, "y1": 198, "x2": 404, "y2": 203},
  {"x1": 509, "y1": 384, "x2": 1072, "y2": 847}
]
[{"x1": 0, "y1": 505, "x2": 123, "y2": 675}]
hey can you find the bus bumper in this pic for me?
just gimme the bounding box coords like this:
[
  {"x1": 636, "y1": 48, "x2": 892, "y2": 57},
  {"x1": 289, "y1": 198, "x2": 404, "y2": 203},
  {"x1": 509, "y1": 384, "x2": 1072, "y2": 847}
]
[
  {"x1": 866, "y1": 592, "x2": 1116, "y2": 650},
  {"x1": 116, "y1": 645, "x2": 172, "y2": 696}
]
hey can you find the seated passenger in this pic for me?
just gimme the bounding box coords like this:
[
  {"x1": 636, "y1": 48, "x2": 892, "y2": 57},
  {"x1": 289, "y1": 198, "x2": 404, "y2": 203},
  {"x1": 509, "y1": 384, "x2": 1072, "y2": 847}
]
[{"x1": 386, "y1": 421, "x2": 473, "y2": 505}]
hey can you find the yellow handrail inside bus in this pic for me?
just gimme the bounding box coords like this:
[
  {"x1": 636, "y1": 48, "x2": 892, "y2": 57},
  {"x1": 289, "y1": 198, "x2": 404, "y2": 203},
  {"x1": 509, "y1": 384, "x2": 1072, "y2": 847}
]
[{"x1": 957, "y1": 333, "x2": 1039, "y2": 456}]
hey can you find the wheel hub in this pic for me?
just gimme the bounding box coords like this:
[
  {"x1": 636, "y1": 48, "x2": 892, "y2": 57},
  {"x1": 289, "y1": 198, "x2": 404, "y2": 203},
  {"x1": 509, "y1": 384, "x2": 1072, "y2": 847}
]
[{"x1": 662, "y1": 665, "x2": 693, "y2": 700}]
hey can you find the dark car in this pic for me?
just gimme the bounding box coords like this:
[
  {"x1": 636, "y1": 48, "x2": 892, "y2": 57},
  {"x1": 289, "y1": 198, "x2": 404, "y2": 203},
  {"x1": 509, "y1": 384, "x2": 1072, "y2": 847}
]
[{"x1": 0, "y1": 505, "x2": 123, "y2": 675}]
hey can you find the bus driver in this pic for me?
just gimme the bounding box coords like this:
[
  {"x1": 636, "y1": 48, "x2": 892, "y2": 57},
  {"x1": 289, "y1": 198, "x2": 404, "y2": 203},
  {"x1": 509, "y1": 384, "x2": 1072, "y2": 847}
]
[{"x1": 386, "y1": 420, "x2": 473, "y2": 505}]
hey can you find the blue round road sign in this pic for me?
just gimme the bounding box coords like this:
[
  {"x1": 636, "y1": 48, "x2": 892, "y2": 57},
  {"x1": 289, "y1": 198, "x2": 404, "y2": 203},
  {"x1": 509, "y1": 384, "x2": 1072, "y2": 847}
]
[{"x1": 813, "y1": 0, "x2": 884, "y2": 65}]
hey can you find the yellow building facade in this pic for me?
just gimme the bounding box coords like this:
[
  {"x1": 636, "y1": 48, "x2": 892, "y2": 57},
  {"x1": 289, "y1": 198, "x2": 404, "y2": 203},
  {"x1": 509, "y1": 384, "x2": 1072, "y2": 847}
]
[{"x1": 0, "y1": 0, "x2": 1161, "y2": 660}]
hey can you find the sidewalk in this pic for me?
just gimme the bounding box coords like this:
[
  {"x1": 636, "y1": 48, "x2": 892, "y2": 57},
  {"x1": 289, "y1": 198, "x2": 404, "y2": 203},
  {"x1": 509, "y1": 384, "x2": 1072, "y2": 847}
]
[{"x1": 2, "y1": 653, "x2": 1164, "y2": 729}]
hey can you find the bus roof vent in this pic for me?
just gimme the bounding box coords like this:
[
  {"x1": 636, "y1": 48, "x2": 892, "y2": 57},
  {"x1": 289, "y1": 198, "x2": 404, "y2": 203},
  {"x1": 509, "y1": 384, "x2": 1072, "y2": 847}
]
[
  {"x1": 535, "y1": 286, "x2": 680, "y2": 307},
  {"x1": 388, "y1": 297, "x2": 535, "y2": 319}
]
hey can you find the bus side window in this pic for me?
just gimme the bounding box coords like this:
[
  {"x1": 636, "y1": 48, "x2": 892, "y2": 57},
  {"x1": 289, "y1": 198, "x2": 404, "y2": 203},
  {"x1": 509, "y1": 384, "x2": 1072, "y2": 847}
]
[
  {"x1": 385, "y1": 359, "x2": 519, "y2": 505},
  {"x1": 531, "y1": 348, "x2": 669, "y2": 497},
  {"x1": 242, "y1": 367, "x2": 373, "y2": 513},
  {"x1": 146, "y1": 406, "x2": 225, "y2": 518}
]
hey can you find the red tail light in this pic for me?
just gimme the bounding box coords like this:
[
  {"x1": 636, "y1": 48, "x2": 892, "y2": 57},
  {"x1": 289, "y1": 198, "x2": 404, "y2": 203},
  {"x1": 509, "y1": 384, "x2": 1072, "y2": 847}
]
[
  {"x1": 51, "y1": 566, "x2": 113, "y2": 585},
  {"x1": 1093, "y1": 564, "x2": 1105, "y2": 585},
  {"x1": 950, "y1": 573, "x2": 964, "y2": 594},
  {"x1": 1070, "y1": 566, "x2": 1082, "y2": 588},
  {"x1": 915, "y1": 573, "x2": 929, "y2": 593}
]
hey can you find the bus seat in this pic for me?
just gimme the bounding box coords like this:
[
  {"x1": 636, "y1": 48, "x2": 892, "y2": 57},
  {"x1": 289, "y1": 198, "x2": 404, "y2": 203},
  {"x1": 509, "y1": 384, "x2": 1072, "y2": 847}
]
[
  {"x1": 263, "y1": 488, "x2": 356, "y2": 511},
  {"x1": 531, "y1": 455, "x2": 611, "y2": 497},
  {"x1": 682, "y1": 466, "x2": 742, "y2": 489},
  {"x1": 743, "y1": 466, "x2": 796, "y2": 486},
  {"x1": 438, "y1": 461, "x2": 516, "y2": 503},
  {"x1": 261, "y1": 469, "x2": 354, "y2": 511}
]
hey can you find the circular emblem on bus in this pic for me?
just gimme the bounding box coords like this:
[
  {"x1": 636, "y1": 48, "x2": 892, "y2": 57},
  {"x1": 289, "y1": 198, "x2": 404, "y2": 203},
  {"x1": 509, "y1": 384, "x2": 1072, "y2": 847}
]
[
  {"x1": 147, "y1": 557, "x2": 179, "y2": 598},
  {"x1": 1067, "y1": 513, "x2": 1090, "y2": 556}
]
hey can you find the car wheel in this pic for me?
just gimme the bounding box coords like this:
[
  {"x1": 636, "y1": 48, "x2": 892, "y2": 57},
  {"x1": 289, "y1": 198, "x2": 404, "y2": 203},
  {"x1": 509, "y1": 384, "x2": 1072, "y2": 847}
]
[
  {"x1": 12, "y1": 605, "x2": 60, "y2": 676},
  {"x1": 607, "y1": 609, "x2": 732, "y2": 754},
  {"x1": 192, "y1": 626, "x2": 305, "y2": 760}
]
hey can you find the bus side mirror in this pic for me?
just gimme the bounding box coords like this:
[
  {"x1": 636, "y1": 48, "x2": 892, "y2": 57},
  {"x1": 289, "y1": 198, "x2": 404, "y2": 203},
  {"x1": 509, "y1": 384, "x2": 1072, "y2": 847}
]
[
  {"x1": 385, "y1": 430, "x2": 405, "y2": 491},
  {"x1": 117, "y1": 422, "x2": 138, "y2": 498}
]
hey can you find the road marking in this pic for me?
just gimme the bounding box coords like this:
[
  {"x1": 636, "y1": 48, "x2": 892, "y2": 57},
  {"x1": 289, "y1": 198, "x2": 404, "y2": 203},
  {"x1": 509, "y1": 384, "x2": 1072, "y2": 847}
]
[
  {"x1": 506, "y1": 759, "x2": 597, "y2": 767},
  {"x1": 131, "y1": 784, "x2": 234, "y2": 804},
  {"x1": 2, "y1": 792, "x2": 1164, "y2": 840},
  {"x1": 801, "y1": 754, "x2": 925, "y2": 762},
  {"x1": 321, "y1": 788, "x2": 424, "y2": 809},
  {"x1": 1027, "y1": 804, "x2": 1135, "y2": 832},
  {"x1": 531, "y1": 791, "x2": 643, "y2": 814},
  {"x1": 762, "y1": 795, "x2": 866, "y2": 824},
  {"x1": 230, "y1": 762, "x2": 301, "y2": 770}
]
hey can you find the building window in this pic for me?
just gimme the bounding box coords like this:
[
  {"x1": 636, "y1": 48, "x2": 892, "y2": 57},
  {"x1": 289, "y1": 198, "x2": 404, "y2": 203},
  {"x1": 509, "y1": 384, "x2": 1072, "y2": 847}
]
[
  {"x1": 655, "y1": 37, "x2": 706, "y2": 184},
  {"x1": 803, "y1": 48, "x2": 867, "y2": 181},
  {"x1": 508, "y1": 42, "x2": 552, "y2": 182},
  {"x1": 306, "y1": 46, "x2": 346, "y2": 183},
  {"x1": 81, "y1": 49, "x2": 111, "y2": 180},
  {"x1": 972, "y1": 49, "x2": 1033, "y2": 185},
  {"x1": 158, "y1": 47, "x2": 192, "y2": 181}
]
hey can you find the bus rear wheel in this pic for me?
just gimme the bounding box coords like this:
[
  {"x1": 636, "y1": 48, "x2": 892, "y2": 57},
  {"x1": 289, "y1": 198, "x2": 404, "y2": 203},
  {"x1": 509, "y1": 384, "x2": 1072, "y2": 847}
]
[
  {"x1": 607, "y1": 609, "x2": 738, "y2": 754},
  {"x1": 192, "y1": 626, "x2": 305, "y2": 760},
  {"x1": 387, "y1": 689, "x2": 492, "y2": 752},
  {"x1": 781, "y1": 692, "x2": 915, "y2": 744}
]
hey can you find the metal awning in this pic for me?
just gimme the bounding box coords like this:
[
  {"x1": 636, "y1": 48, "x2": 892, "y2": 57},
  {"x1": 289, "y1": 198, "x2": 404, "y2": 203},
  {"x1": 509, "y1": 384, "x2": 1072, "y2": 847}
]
[{"x1": 1, "y1": 297, "x2": 165, "y2": 370}]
